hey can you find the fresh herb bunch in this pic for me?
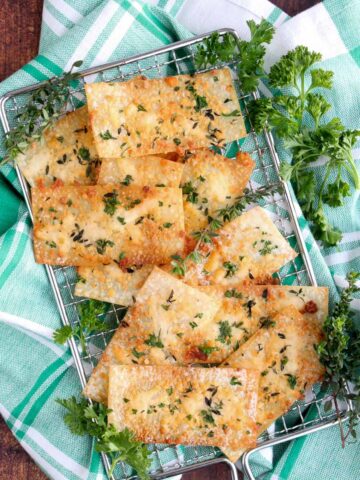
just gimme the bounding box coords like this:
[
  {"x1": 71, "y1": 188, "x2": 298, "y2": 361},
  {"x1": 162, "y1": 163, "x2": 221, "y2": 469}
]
[
  {"x1": 57, "y1": 396, "x2": 151, "y2": 478},
  {"x1": 195, "y1": 19, "x2": 275, "y2": 93},
  {"x1": 53, "y1": 299, "x2": 108, "y2": 353},
  {"x1": 171, "y1": 183, "x2": 282, "y2": 277},
  {"x1": 248, "y1": 46, "x2": 360, "y2": 246},
  {"x1": 3, "y1": 60, "x2": 83, "y2": 164},
  {"x1": 316, "y1": 272, "x2": 360, "y2": 446}
]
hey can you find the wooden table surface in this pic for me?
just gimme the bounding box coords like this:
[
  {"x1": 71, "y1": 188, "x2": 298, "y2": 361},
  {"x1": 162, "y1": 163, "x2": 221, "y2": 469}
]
[{"x1": 0, "y1": 0, "x2": 320, "y2": 479}]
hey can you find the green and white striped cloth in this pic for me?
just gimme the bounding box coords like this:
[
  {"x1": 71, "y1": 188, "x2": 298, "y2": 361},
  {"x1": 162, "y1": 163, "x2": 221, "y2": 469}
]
[{"x1": 0, "y1": 1, "x2": 359, "y2": 479}]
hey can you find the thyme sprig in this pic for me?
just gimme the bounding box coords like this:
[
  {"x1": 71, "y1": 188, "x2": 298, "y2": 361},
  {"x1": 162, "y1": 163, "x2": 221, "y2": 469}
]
[
  {"x1": 3, "y1": 60, "x2": 83, "y2": 164},
  {"x1": 171, "y1": 183, "x2": 282, "y2": 277},
  {"x1": 316, "y1": 272, "x2": 360, "y2": 446}
]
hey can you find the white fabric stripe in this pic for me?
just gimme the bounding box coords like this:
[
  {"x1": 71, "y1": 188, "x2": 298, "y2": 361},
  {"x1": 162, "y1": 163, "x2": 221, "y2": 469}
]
[
  {"x1": 352, "y1": 147, "x2": 360, "y2": 159},
  {"x1": 133, "y1": 0, "x2": 172, "y2": 38},
  {"x1": 47, "y1": 0, "x2": 83, "y2": 23},
  {"x1": 226, "y1": 0, "x2": 275, "y2": 18},
  {"x1": 0, "y1": 219, "x2": 29, "y2": 278},
  {"x1": 258, "y1": 80, "x2": 273, "y2": 97},
  {"x1": 3, "y1": 321, "x2": 69, "y2": 358},
  {"x1": 0, "y1": 311, "x2": 54, "y2": 339},
  {"x1": 27, "y1": 427, "x2": 89, "y2": 478},
  {"x1": 264, "y1": 3, "x2": 347, "y2": 69},
  {"x1": 64, "y1": 0, "x2": 119, "y2": 71},
  {"x1": 308, "y1": 155, "x2": 360, "y2": 168},
  {"x1": 274, "y1": 11, "x2": 288, "y2": 27},
  {"x1": 88, "y1": 10, "x2": 135, "y2": 67},
  {"x1": 42, "y1": 7, "x2": 68, "y2": 37},
  {"x1": 339, "y1": 231, "x2": 360, "y2": 244},
  {"x1": 324, "y1": 246, "x2": 360, "y2": 267},
  {"x1": 334, "y1": 274, "x2": 360, "y2": 289},
  {"x1": 164, "y1": 0, "x2": 177, "y2": 13}
]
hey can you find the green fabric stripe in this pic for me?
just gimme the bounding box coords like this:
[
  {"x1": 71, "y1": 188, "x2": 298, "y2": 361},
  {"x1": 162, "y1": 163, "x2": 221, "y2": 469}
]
[
  {"x1": 0, "y1": 218, "x2": 31, "y2": 288},
  {"x1": 278, "y1": 406, "x2": 319, "y2": 478},
  {"x1": 143, "y1": 4, "x2": 173, "y2": 38},
  {"x1": 267, "y1": 6, "x2": 282, "y2": 24},
  {"x1": 123, "y1": 0, "x2": 169, "y2": 44},
  {"x1": 10, "y1": 356, "x2": 67, "y2": 420},
  {"x1": 36, "y1": 55, "x2": 63, "y2": 76},
  {"x1": 21, "y1": 64, "x2": 49, "y2": 82},
  {"x1": 324, "y1": 0, "x2": 360, "y2": 52},
  {"x1": 0, "y1": 176, "x2": 22, "y2": 234},
  {"x1": 16, "y1": 368, "x2": 68, "y2": 440},
  {"x1": 1, "y1": 167, "x2": 17, "y2": 185},
  {"x1": 89, "y1": 438, "x2": 102, "y2": 474},
  {"x1": 350, "y1": 45, "x2": 360, "y2": 67},
  {"x1": 170, "y1": 0, "x2": 184, "y2": 16}
]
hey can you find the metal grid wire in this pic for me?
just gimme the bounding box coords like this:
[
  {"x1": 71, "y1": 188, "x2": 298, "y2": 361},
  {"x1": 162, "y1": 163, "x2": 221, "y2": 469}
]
[{"x1": 0, "y1": 29, "x2": 351, "y2": 480}]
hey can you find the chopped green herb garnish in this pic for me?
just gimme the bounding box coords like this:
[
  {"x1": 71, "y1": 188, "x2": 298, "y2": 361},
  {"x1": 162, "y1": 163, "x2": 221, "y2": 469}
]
[
  {"x1": 144, "y1": 332, "x2": 164, "y2": 348},
  {"x1": 217, "y1": 321, "x2": 232, "y2": 345},
  {"x1": 100, "y1": 129, "x2": 116, "y2": 140},
  {"x1": 198, "y1": 344, "x2": 219, "y2": 356},
  {"x1": 121, "y1": 174, "x2": 133, "y2": 186},
  {"x1": 223, "y1": 261, "x2": 238, "y2": 278},
  {"x1": 230, "y1": 377, "x2": 242, "y2": 386},
  {"x1": 95, "y1": 239, "x2": 114, "y2": 255},
  {"x1": 103, "y1": 191, "x2": 121, "y2": 216}
]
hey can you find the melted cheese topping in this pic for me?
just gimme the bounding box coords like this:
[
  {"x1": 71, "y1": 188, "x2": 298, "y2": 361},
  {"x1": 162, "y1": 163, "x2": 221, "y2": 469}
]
[
  {"x1": 17, "y1": 106, "x2": 100, "y2": 187},
  {"x1": 83, "y1": 267, "x2": 222, "y2": 404},
  {"x1": 85, "y1": 68, "x2": 246, "y2": 158},
  {"x1": 182, "y1": 206, "x2": 297, "y2": 286},
  {"x1": 181, "y1": 150, "x2": 255, "y2": 235},
  {"x1": 75, "y1": 264, "x2": 153, "y2": 306},
  {"x1": 84, "y1": 272, "x2": 327, "y2": 405},
  {"x1": 98, "y1": 155, "x2": 184, "y2": 187},
  {"x1": 108, "y1": 365, "x2": 259, "y2": 451},
  {"x1": 32, "y1": 185, "x2": 184, "y2": 266},
  {"x1": 221, "y1": 306, "x2": 324, "y2": 461}
]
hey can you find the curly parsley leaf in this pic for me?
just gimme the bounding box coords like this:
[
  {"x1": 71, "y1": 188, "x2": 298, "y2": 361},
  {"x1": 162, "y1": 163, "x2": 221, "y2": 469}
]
[
  {"x1": 195, "y1": 20, "x2": 274, "y2": 93},
  {"x1": 53, "y1": 299, "x2": 108, "y2": 353},
  {"x1": 57, "y1": 396, "x2": 151, "y2": 478},
  {"x1": 248, "y1": 45, "x2": 360, "y2": 246}
]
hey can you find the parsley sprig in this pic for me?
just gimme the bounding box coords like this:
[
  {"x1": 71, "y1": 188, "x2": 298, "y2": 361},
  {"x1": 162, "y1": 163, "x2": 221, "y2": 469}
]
[
  {"x1": 3, "y1": 60, "x2": 83, "y2": 164},
  {"x1": 57, "y1": 396, "x2": 151, "y2": 478},
  {"x1": 195, "y1": 20, "x2": 275, "y2": 93},
  {"x1": 53, "y1": 299, "x2": 108, "y2": 353},
  {"x1": 248, "y1": 46, "x2": 360, "y2": 246},
  {"x1": 316, "y1": 272, "x2": 360, "y2": 446}
]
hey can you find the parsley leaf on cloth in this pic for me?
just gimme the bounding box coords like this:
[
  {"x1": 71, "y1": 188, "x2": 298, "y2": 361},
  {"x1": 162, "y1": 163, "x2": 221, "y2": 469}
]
[
  {"x1": 57, "y1": 397, "x2": 151, "y2": 478},
  {"x1": 248, "y1": 46, "x2": 360, "y2": 246}
]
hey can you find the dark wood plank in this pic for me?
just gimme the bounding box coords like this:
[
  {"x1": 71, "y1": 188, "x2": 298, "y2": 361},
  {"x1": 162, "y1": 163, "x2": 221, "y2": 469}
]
[
  {"x1": 0, "y1": 0, "x2": 42, "y2": 81},
  {"x1": 274, "y1": 0, "x2": 321, "y2": 16},
  {"x1": 0, "y1": 416, "x2": 46, "y2": 480},
  {"x1": 0, "y1": 0, "x2": 320, "y2": 479}
]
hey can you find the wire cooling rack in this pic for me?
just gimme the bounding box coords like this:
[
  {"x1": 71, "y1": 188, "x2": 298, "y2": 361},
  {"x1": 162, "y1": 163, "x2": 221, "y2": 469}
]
[{"x1": 0, "y1": 29, "x2": 353, "y2": 480}]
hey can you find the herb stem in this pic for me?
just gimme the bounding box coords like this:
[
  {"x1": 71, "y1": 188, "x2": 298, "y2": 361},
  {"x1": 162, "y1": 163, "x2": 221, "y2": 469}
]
[
  {"x1": 344, "y1": 153, "x2": 360, "y2": 189},
  {"x1": 318, "y1": 163, "x2": 332, "y2": 202}
]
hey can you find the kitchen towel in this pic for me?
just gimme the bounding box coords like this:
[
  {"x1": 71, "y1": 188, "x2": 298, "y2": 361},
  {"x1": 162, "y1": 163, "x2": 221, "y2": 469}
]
[{"x1": 0, "y1": 1, "x2": 359, "y2": 479}]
